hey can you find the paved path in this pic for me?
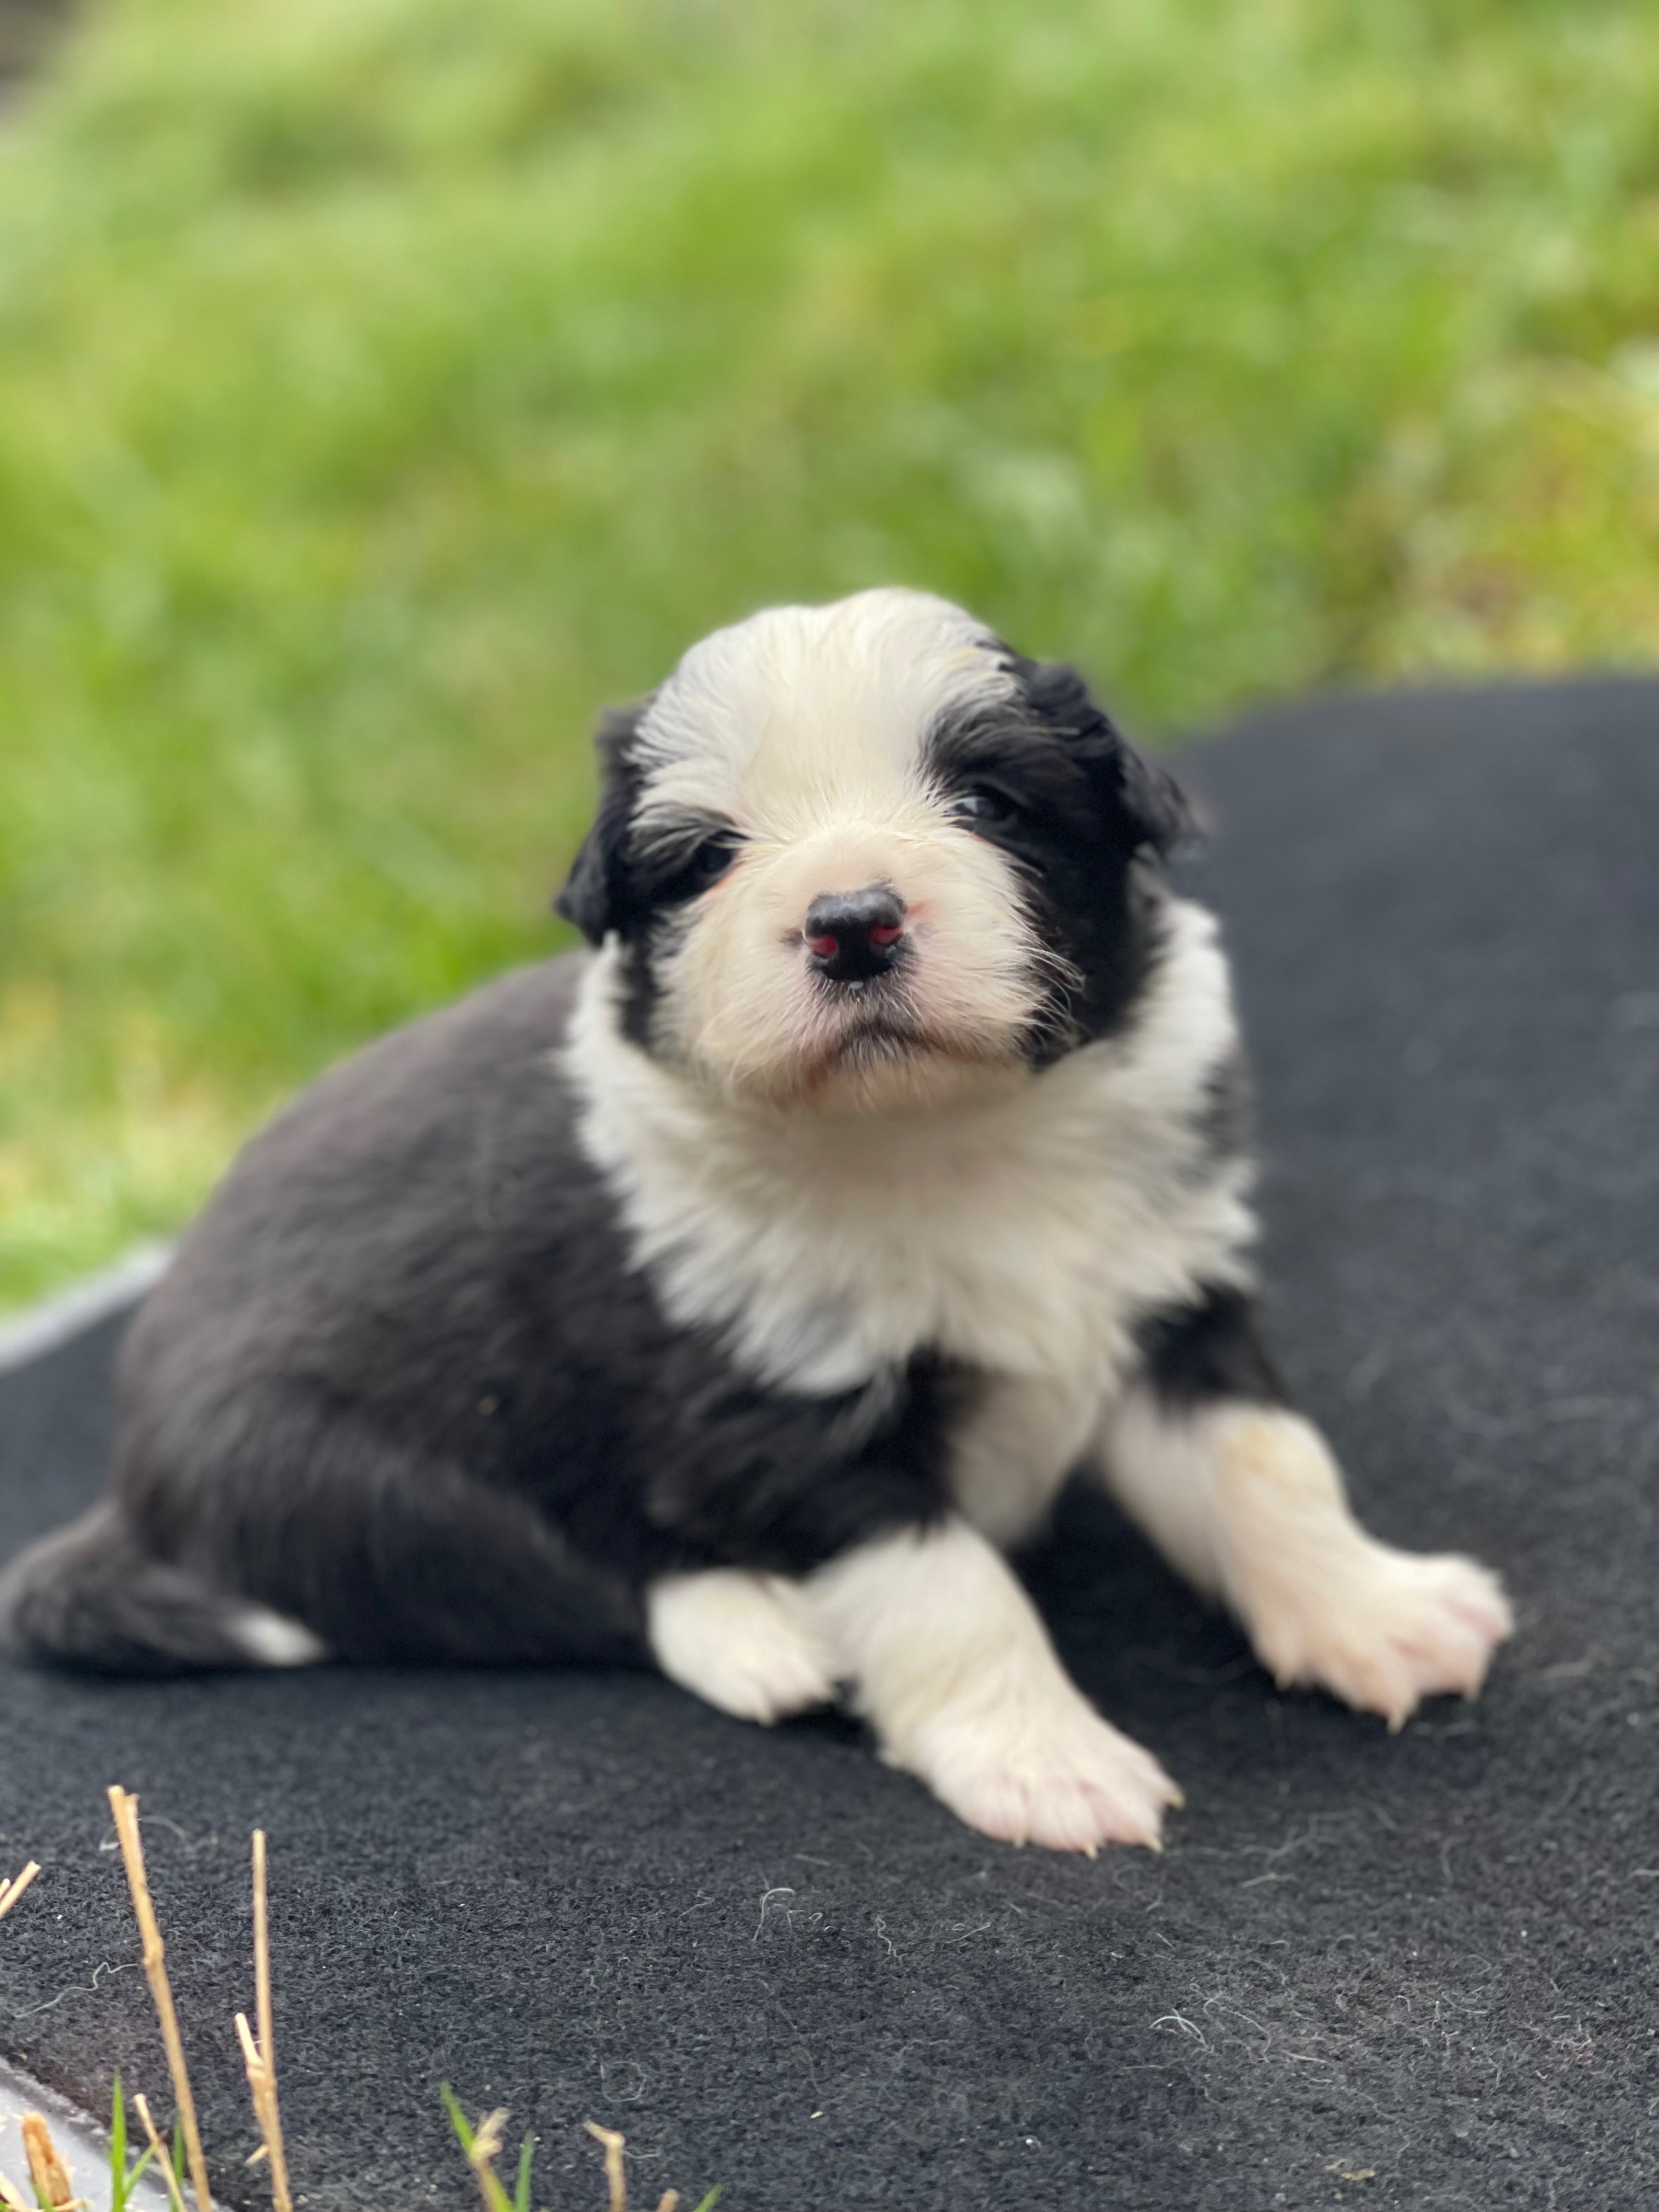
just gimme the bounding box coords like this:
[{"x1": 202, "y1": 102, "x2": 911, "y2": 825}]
[{"x1": 2, "y1": 680, "x2": 1654, "y2": 2211}]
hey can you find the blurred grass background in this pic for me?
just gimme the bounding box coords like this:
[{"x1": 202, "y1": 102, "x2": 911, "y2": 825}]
[{"x1": 1, "y1": 0, "x2": 1656, "y2": 1312}]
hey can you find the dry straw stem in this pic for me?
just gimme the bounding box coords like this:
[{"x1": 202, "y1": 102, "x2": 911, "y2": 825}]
[
  {"x1": 133, "y1": 2094, "x2": 190, "y2": 2212},
  {"x1": 233, "y1": 2017, "x2": 291, "y2": 2212},
  {"x1": 0, "y1": 1863, "x2": 41, "y2": 1922},
  {"x1": 106, "y1": 1787, "x2": 212, "y2": 2212},
  {"x1": 233, "y1": 1829, "x2": 294, "y2": 2212},
  {"x1": 0, "y1": 2165, "x2": 32, "y2": 2211},
  {"x1": 20, "y1": 2114, "x2": 75, "y2": 2210},
  {"x1": 584, "y1": 2125, "x2": 628, "y2": 2212},
  {"x1": 580, "y1": 2121, "x2": 682, "y2": 2212},
  {"x1": 462, "y1": 2107, "x2": 509, "y2": 2211}
]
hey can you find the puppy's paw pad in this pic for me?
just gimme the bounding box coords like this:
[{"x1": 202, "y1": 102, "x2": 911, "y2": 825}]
[
  {"x1": 1256, "y1": 1549, "x2": 1513, "y2": 1729},
  {"x1": 903, "y1": 1699, "x2": 1182, "y2": 1855},
  {"x1": 648, "y1": 1571, "x2": 834, "y2": 1725}
]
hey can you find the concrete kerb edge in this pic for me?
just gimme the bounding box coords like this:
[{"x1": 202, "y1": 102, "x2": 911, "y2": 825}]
[{"x1": 0, "y1": 1244, "x2": 174, "y2": 1375}]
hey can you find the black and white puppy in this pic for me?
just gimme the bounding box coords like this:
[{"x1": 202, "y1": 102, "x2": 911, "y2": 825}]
[{"x1": 1, "y1": 590, "x2": 1513, "y2": 1853}]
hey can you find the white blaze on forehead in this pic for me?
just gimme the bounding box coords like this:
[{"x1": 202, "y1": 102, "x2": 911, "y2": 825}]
[{"x1": 634, "y1": 588, "x2": 1015, "y2": 829}]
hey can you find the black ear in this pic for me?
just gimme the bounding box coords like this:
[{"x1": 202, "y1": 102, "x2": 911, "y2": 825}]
[
  {"x1": 552, "y1": 704, "x2": 646, "y2": 945},
  {"x1": 1115, "y1": 737, "x2": 1196, "y2": 860},
  {"x1": 1014, "y1": 656, "x2": 1195, "y2": 860}
]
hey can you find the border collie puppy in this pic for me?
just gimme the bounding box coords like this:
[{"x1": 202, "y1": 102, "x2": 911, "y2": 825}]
[{"x1": 1, "y1": 590, "x2": 1513, "y2": 1852}]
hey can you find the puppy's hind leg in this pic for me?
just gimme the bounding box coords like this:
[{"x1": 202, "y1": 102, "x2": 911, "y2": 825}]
[
  {"x1": 647, "y1": 1570, "x2": 836, "y2": 1725},
  {"x1": 101, "y1": 1389, "x2": 649, "y2": 1673},
  {"x1": 1099, "y1": 1288, "x2": 1513, "y2": 1729}
]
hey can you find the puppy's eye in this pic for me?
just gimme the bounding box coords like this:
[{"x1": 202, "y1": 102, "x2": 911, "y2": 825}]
[
  {"x1": 950, "y1": 785, "x2": 1020, "y2": 828},
  {"x1": 681, "y1": 831, "x2": 741, "y2": 890}
]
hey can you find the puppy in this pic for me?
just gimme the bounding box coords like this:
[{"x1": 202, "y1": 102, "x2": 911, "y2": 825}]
[{"x1": 0, "y1": 590, "x2": 1513, "y2": 1852}]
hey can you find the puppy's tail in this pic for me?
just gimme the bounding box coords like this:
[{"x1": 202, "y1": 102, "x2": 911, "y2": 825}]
[{"x1": 0, "y1": 1504, "x2": 325, "y2": 1677}]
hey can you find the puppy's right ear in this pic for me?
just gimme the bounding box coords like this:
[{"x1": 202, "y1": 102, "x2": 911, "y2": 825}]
[{"x1": 553, "y1": 705, "x2": 645, "y2": 945}]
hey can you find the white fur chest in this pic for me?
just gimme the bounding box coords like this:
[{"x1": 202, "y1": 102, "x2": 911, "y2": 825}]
[{"x1": 566, "y1": 899, "x2": 1257, "y2": 1539}]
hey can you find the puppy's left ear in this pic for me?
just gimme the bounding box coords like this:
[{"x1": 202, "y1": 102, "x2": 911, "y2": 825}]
[{"x1": 552, "y1": 704, "x2": 645, "y2": 945}]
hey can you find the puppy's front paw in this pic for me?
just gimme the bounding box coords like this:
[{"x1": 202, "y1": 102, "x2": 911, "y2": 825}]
[
  {"x1": 647, "y1": 1570, "x2": 834, "y2": 1725},
  {"x1": 1251, "y1": 1545, "x2": 1513, "y2": 1731},
  {"x1": 892, "y1": 1687, "x2": 1183, "y2": 1854}
]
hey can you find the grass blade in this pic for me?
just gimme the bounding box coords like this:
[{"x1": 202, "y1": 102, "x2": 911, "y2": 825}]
[
  {"x1": 111, "y1": 2074, "x2": 128, "y2": 2212},
  {"x1": 512, "y1": 2133, "x2": 535, "y2": 2212},
  {"x1": 442, "y1": 2088, "x2": 516, "y2": 2212},
  {"x1": 439, "y1": 2083, "x2": 476, "y2": 2159}
]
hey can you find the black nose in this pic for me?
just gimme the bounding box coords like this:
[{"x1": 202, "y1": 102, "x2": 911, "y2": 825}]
[{"x1": 804, "y1": 885, "x2": 907, "y2": 983}]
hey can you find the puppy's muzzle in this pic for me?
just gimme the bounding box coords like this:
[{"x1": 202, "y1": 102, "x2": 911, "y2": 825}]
[{"x1": 804, "y1": 885, "x2": 907, "y2": 985}]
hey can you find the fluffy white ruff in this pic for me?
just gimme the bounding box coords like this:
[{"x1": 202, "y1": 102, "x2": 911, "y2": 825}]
[
  {"x1": 568, "y1": 897, "x2": 1254, "y2": 1434},
  {"x1": 804, "y1": 1520, "x2": 1182, "y2": 1853},
  {"x1": 1102, "y1": 1394, "x2": 1513, "y2": 1729},
  {"x1": 647, "y1": 1570, "x2": 834, "y2": 1725}
]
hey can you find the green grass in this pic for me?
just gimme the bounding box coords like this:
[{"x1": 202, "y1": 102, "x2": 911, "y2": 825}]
[
  {"x1": 441, "y1": 2086, "x2": 724, "y2": 2212},
  {"x1": 104, "y1": 2075, "x2": 162, "y2": 2211},
  {"x1": 0, "y1": 2072, "x2": 715, "y2": 2210},
  {"x1": 0, "y1": 2074, "x2": 170, "y2": 2210},
  {"x1": 2, "y1": 0, "x2": 1655, "y2": 1308},
  {"x1": 3, "y1": 1827, "x2": 715, "y2": 2212}
]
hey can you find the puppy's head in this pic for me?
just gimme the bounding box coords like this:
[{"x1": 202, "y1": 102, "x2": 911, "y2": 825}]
[{"x1": 557, "y1": 589, "x2": 1189, "y2": 1111}]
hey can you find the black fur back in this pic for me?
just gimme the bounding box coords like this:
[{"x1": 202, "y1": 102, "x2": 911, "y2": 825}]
[{"x1": 3, "y1": 955, "x2": 961, "y2": 1671}]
